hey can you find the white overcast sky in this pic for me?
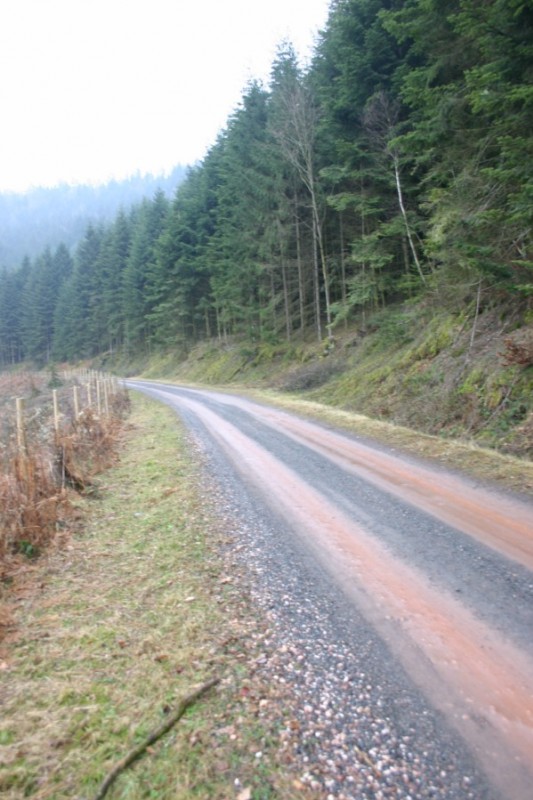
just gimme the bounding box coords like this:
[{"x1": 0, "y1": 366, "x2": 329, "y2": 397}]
[{"x1": 0, "y1": 0, "x2": 331, "y2": 193}]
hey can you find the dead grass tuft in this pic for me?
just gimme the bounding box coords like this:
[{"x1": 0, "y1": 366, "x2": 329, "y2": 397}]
[
  {"x1": 56, "y1": 405, "x2": 126, "y2": 491},
  {"x1": 502, "y1": 329, "x2": 533, "y2": 367},
  {"x1": 0, "y1": 375, "x2": 130, "y2": 601},
  {"x1": 0, "y1": 451, "x2": 61, "y2": 565}
]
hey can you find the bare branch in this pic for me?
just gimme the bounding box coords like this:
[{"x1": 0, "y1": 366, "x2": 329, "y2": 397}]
[{"x1": 92, "y1": 677, "x2": 220, "y2": 800}]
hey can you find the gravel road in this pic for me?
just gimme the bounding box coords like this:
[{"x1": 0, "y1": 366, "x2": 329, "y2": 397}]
[{"x1": 127, "y1": 381, "x2": 533, "y2": 800}]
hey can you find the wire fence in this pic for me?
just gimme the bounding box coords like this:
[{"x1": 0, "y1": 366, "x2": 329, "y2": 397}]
[{"x1": 0, "y1": 369, "x2": 129, "y2": 567}]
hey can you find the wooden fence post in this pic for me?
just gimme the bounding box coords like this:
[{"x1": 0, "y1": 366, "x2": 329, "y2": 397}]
[
  {"x1": 103, "y1": 380, "x2": 109, "y2": 414},
  {"x1": 52, "y1": 389, "x2": 60, "y2": 432},
  {"x1": 16, "y1": 397, "x2": 26, "y2": 452},
  {"x1": 73, "y1": 385, "x2": 80, "y2": 417}
]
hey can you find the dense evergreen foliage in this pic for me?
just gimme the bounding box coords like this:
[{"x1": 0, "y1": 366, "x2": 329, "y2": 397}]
[{"x1": 1, "y1": 0, "x2": 531, "y2": 368}]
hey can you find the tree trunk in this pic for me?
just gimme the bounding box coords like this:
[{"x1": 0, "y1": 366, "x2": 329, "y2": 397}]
[
  {"x1": 295, "y1": 194, "x2": 306, "y2": 333},
  {"x1": 277, "y1": 219, "x2": 291, "y2": 342},
  {"x1": 339, "y1": 212, "x2": 347, "y2": 330},
  {"x1": 312, "y1": 215, "x2": 322, "y2": 342},
  {"x1": 307, "y1": 161, "x2": 332, "y2": 340},
  {"x1": 392, "y1": 155, "x2": 426, "y2": 285}
]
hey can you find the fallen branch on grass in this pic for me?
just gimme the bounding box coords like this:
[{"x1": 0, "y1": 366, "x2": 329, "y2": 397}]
[{"x1": 92, "y1": 677, "x2": 220, "y2": 800}]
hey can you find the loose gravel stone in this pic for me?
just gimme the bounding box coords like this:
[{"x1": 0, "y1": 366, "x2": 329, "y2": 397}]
[
  {"x1": 129, "y1": 384, "x2": 512, "y2": 800},
  {"x1": 188, "y1": 433, "x2": 502, "y2": 800}
]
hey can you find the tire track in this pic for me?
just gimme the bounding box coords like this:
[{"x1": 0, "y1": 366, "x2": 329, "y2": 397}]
[{"x1": 128, "y1": 382, "x2": 533, "y2": 798}]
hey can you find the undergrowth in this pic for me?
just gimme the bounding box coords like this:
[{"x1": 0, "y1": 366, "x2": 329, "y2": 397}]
[
  {"x1": 250, "y1": 305, "x2": 533, "y2": 459},
  {"x1": 0, "y1": 372, "x2": 130, "y2": 577}
]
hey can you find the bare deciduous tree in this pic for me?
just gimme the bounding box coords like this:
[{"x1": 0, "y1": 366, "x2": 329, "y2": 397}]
[
  {"x1": 364, "y1": 91, "x2": 426, "y2": 285},
  {"x1": 271, "y1": 78, "x2": 333, "y2": 341}
]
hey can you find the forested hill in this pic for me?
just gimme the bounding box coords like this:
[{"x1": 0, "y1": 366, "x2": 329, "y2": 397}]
[
  {"x1": 1, "y1": 0, "x2": 532, "y2": 452},
  {"x1": 0, "y1": 165, "x2": 187, "y2": 270}
]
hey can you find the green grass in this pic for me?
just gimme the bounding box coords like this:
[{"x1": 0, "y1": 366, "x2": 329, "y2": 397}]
[{"x1": 0, "y1": 394, "x2": 310, "y2": 800}]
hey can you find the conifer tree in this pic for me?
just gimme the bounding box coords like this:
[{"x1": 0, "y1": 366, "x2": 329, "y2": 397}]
[
  {"x1": 122, "y1": 191, "x2": 169, "y2": 353},
  {"x1": 53, "y1": 225, "x2": 103, "y2": 360},
  {"x1": 0, "y1": 260, "x2": 28, "y2": 365}
]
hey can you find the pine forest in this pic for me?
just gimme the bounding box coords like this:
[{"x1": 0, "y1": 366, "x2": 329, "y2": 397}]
[{"x1": 0, "y1": 0, "x2": 531, "y2": 371}]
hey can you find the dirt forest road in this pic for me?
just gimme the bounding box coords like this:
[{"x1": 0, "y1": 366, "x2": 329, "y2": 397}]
[{"x1": 127, "y1": 381, "x2": 533, "y2": 800}]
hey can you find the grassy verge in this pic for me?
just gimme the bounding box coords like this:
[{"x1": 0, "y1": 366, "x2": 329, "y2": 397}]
[
  {"x1": 244, "y1": 390, "x2": 533, "y2": 497},
  {"x1": 0, "y1": 393, "x2": 305, "y2": 800}
]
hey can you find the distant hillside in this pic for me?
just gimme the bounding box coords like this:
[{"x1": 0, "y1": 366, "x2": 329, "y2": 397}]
[{"x1": 0, "y1": 165, "x2": 187, "y2": 269}]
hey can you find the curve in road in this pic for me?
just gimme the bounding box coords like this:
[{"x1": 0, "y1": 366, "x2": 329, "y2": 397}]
[{"x1": 128, "y1": 381, "x2": 533, "y2": 799}]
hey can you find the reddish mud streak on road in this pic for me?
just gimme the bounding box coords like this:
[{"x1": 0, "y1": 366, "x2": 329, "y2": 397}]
[
  {"x1": 141, "y1": 385, "x2": 533, "y2": 798},
  {"x1": 203, "y1": 392, "x2": 533, "y2": 572}
]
